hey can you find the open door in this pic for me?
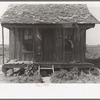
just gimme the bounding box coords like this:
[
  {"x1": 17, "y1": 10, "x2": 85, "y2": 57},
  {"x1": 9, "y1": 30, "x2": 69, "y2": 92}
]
[{"x1": 41, "y1": 28, "x2": 55, "y2": 61}]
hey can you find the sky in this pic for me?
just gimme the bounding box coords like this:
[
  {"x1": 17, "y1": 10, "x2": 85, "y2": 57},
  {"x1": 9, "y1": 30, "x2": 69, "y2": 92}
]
[{"x1": 0, "y1": 2, "x2": 100, "y2": 45}]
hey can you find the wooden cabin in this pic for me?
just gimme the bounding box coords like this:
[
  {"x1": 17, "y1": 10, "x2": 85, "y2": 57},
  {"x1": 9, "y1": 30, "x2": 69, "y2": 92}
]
[{"x1": 1, "y1": 4, "x2": 99, "y2": 65}]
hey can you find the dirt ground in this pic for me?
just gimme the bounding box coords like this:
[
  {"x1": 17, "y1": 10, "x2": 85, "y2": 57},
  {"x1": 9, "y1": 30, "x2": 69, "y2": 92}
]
[
  {"x1": 0, "y1": 65, "x2": 44, "y2": 83},
  {"x1": 1, "y1": 64, "x2": 100, "y2": 83},
  {"x1": 0, "y1": 65, "x2": 8, "y2": 83},
  {"x1": 0, "y1": 64, "x2": 51, "y2": 83}
]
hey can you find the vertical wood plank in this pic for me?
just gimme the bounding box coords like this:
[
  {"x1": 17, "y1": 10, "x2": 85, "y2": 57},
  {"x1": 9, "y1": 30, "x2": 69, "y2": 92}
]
[
  {"x1": 9, "y1": 28, "x2": 15, "y2": 60},
  {"x1": 14, "y1": 28, "x2": 16, "y2": 59},
  {"x1": 20, "y1": 29, "x2": 24, "y2": 61},
  {"x1": 33, "y1": 27, "x2": 37, "y2": 61},
  {"x1": 9, "y1": 29, "x2": 11, "y2": 60},
  {"x1": 76, "y1": 26, "x2": 80, "y2": 62},
  {"x1": 62, "y1": 27, "x2": 65, "y2": 62},
  {"x1": 73, "y1": 28, "x2": 76, "y2": 61},
  {"x1": 19, "y1": 28, "x2": 22, "y2": 60},
  {"x1": 73, "y1": 24, "x2": 81, "y2": 62},
  {"x1": 56, "y1": 27, "x2": 63, "y2": 62},
  {"x1": 80, "y1": 29, "x2": 86, "y2": 62},
  {"x1": 15, "y1": 28, "x2": 20, "y2": 60},
  {"x1": 73, "y1": 27, "x2": 79, "y2": 61},
  {"x1": 71, "y1": 28, "x2": 74, "y2": 61},
  {"x1": 2, "y1": 27, "x2": 4, "y2": 64}
]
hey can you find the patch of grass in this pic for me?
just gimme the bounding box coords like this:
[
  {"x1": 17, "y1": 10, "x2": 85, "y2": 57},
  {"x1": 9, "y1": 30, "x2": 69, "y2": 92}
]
[
  {"x1": 78, "y1": 71, "x2": 100, "y2": 83},
  {"x1": 0, "y1": 45, "x2": 9, "y2": 65},
  {"x1": 50, "y1": 68, "x2": 100, "y2": 83},
  {"x1": 85, "y1": 45, "x2": 100, "y2": 66},
  {"x1": 51, "y1": 67, "x2": 79, "y2": 83},
  {"x1": 4, "y1": 71, "x2": 44, "y2": 83},
  {"x1": 86, "y1": 45, "x2": 100, "y2": 59}
]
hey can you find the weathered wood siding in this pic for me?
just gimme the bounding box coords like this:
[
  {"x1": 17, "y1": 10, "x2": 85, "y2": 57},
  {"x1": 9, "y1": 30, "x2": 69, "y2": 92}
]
[
  {"x1": 73, "y1": 26, "x2": 86, "y2": 62},
  {"x1": 73, "y1": 27, "x2": 80, "y2": 62},
  {"x1": 9, "y1": 28, "x2": 15, "y2": 60},
  {"x1": 56, "y1": 28, "x2": 63, "y2": 62},
  {"x1": 64, "y1": 28, "x2": 74, "y2": 62},
  {"x1": 9, "y1": 28, "x2": 36, "y2": 61},
  {"x1": 80, "y1": 28, "x2": 86, "y2": 62},
  {"x1": 15, "y1": 28, "x2": 20, "y2": 60},
  {"x1": 9, "y1": 24, "x2": 87, "y2": 62}
]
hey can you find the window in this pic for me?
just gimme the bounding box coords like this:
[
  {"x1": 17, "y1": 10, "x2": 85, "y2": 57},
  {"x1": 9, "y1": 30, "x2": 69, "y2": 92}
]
[
  {"x1": 64, "y1": 28, "x2": 74, "y2": 53},
  {"x1": 23, "y1": 29, "x2": 33, "y2": 51}
]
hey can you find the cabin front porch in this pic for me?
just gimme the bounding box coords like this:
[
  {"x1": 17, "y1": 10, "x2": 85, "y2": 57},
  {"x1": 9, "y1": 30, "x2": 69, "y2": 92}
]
[
  {"x1": 5, "y1": 24, "x2": 79, "y2": 62},
  {"x1": 1, "y1": 24, "x2": 95, "y2": 76},
  {"x1": 1, "y1": 23, "x2": 95, "y2": 64}
]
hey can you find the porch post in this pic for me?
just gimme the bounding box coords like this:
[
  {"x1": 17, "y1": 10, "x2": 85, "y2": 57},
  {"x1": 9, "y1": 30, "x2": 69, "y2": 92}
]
[{"x1": 2, "y1": 26, "x2": 4, "y2": 64}]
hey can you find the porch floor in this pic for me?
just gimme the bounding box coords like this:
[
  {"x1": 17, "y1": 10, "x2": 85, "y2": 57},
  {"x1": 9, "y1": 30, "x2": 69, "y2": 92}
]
[
  {"x1": 2, "y1": 60, "x2": 95, "y2": 76},
  {"x1": 34, "y1": 61, "x2": 94, "y2": 68}
]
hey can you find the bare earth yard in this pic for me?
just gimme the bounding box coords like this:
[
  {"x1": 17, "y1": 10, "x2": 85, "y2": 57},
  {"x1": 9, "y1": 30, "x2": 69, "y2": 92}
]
[{"x1": 0, "y1": 65, "x2": 7, "y2": 83}]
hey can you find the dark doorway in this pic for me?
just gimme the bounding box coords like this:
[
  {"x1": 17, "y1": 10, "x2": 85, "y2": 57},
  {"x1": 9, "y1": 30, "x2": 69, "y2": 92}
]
[{"x1": 41, "y1": 28, "x2": 55, "y2": 61}]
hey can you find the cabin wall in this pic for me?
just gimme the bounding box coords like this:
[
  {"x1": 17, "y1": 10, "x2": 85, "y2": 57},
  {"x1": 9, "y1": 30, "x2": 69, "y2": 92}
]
[
  {"x1": 9, "y1": 24, "x2": 86, "y2": 62},
  {"x1": 73, "y1": 27, "x2": 86, "y2": 62}
]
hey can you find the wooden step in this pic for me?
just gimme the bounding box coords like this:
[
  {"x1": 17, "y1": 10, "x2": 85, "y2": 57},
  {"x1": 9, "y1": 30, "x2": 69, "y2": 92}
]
[
  {"x1": 39, "y1": 68, "x2": 54, "y2": 69},
  {"x1": 40, "y1": 65, "x2": 53, "y2": 68},
  {"x1": 38, "y1": 65, "x2": 54, "y2": 73}
]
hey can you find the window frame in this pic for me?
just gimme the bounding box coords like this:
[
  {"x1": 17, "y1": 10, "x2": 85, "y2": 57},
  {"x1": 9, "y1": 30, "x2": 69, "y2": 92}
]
[{"x1": 22, "y1": 28, "x2": 33, "y2": 53}]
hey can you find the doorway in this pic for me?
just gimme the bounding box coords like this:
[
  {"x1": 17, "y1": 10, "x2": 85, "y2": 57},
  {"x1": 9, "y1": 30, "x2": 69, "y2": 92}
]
[{"x1": 41, "y1": 28, "x2": 55, "y2": 61}]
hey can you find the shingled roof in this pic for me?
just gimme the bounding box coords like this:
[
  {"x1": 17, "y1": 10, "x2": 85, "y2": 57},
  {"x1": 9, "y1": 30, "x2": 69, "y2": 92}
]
[{"x1": 1, "y1": 4, "x2": 99, "y2": 24}]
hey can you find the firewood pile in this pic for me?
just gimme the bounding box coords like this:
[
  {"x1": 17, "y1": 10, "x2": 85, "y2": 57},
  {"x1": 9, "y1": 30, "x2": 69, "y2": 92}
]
[
  {"x1": 7, "y1": 64, "x2": 38, "y2": 76},
  {"x1": 24, "y1": 64, "x2": 38, "y2": 76}
]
